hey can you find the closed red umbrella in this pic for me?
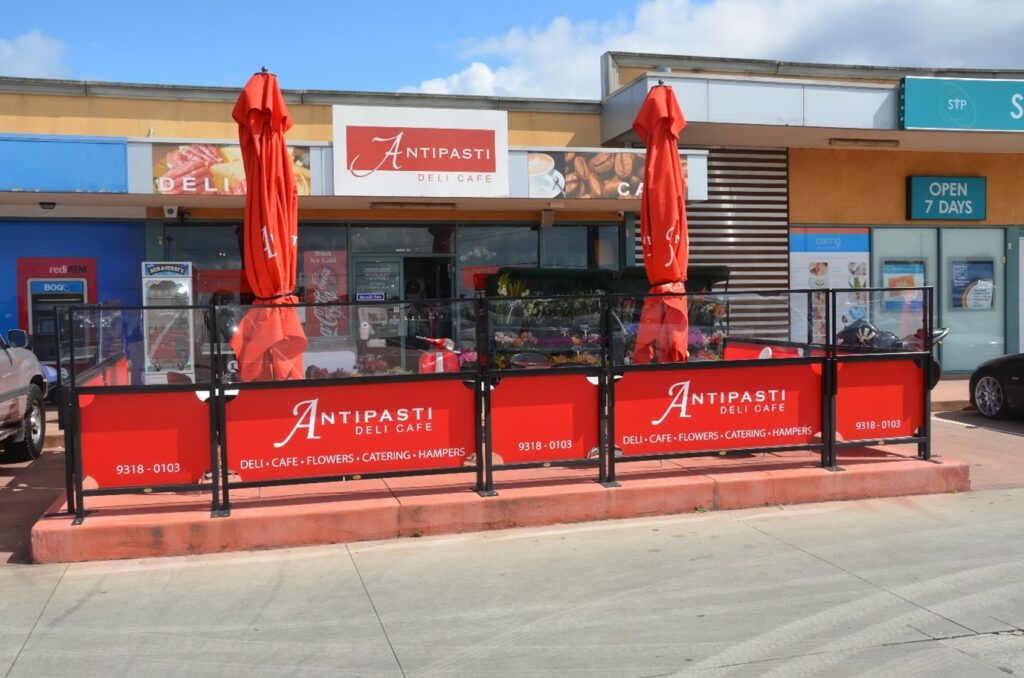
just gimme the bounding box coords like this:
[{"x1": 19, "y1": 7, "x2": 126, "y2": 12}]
[
  {"x1": 632, "y1": 85, "x2": 689, "y2": 364},
  {"x1": 229, "y1": 70, "x2": 307, "y2": 381}
]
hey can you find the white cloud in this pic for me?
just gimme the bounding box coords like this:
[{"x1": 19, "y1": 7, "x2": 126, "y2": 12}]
[
  {"x1": 0, "y1": 29, "x2": 69, "y2": 79},
  {"x1": 402, "y1": 0, "x2": 1024, "y2": 99}
]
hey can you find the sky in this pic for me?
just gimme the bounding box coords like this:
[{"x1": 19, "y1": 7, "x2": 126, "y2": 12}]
[{"x1": 4, "y1": 0, "x2": 1024, "y2": 100}]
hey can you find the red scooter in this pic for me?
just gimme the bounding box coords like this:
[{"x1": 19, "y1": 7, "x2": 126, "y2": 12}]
[{"x1": 417, "y1": 336, "x2": 460, "y2": 374}]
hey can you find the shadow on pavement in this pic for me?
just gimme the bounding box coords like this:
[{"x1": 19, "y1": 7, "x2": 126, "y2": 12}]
[
  {"x1": 934, "y1": 410, "x2": 1024, "y2": 437},
  {"x1": 0, "y1": 450, "x2": 67, "y2": 564}
]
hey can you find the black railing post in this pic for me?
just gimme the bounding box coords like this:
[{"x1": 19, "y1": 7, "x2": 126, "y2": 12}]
[
  {"x1": 68, "y1": 311, "x2": 86, "y2": 524},
  {"x1": 208, "y1": 303, "x2": 227, "y2": 516},
  {"x1": 56, "y1": 307, "x2": 76, "y2": 516},
  {"x1": 474, "y1": 296, "x2": 497, "y2": 497},
  {"x1": 826, "y1": 290, "x2": 839, "y2": 470},
  {"x1": 919, "y1": 287, "x2": 933, "y2": 460},
  {"x1": 600, "y1": 295, "x2": 620, "y2": 487}
]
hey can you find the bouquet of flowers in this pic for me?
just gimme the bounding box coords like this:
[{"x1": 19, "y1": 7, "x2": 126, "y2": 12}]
[{"x1": 688, "y1": 326, "x2": 726, "y2": 361}]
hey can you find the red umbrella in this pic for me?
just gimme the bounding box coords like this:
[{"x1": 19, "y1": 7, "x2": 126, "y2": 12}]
[
  {"x1": 229, "y1": 70, "x2": 307, "y2": 381},
  {"x1": 632, "y1": 85, "x2": 689, "y2": 364}
]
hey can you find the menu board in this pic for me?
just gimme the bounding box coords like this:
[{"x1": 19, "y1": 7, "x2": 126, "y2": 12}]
[
  {"x1": 354, "y1": 261, "x2": 400, "y2": 302},
  {"x1": 951, "y1": 260, "x2": 995, "y2": 309}
]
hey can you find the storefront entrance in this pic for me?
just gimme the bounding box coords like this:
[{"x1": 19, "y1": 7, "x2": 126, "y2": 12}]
[{"x1": 350, "y1": 255, "x2": 456, "y2": 367}]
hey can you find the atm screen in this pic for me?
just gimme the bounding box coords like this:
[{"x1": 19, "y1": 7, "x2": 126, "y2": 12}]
[{"x1": 26, "y1": 279, "x2": 88, "y2": 364}]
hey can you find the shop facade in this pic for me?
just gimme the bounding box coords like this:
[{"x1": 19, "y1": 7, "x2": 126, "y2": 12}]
[{"x1": 2, "y1": 53, "x2": 1024, "y2": 371}]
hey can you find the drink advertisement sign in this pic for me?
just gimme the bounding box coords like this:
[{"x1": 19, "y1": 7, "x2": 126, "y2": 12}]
[
  {"x1": 333, "y1": 106, "x2": 509, "y2": 197},
  {"x1": 615, "y1": 364, "x2": 822, "y2": 455},
  {"x1": 225, "y1": 379, "x2": 476, "y2": 481},
  {"x1": 489, "y1": 374, "x2": 599, "y2": 464},
  {"x1": 303, "y1": 250, "x2": 348, "y2": 336}
]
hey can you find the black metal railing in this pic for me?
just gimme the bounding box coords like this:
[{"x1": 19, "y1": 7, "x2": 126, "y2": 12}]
[{"x1": 56, "y1": 287, "x2": 935, "y2": 522}]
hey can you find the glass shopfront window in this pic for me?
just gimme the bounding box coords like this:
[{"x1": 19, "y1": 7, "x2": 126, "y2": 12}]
[
  {"x1": 872, "y1": 226, "x2": 1006, "y2": 373},
  {"x1": 940, "y1": 228, "x2": 1004, "y2": 371},
  {"x1": 165, "y1": 223, "x2": 242, "y2": 271},
  {"x1": 594, "y1": 225, "x2": 621, "y2": 271},
  {"x1": 350, "y1": 225, "x2": 453, "y2": 254},
  {"x1": 457, "y1": 226, "x2": 539, "y2": 296},
  {"x1": 541, "y1": 227, "x2": 587, "y2": 269}
]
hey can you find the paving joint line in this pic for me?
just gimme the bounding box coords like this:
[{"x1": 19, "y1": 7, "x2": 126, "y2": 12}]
[
  {"x1": 3, "y1": 563, "x2": 70, "y2": 678},
  {"x1": 345, "y1": 543, "x2": 406, "y2": 678},
  {"x1": 729, "y1": 512, "x2": 981, "y2": 637}
]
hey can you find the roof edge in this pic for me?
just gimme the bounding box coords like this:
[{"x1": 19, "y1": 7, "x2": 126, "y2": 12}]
[
  {"x1": 0, "y1": 75, "x2": 601, "y2": 113},
  {"x1": 603, "y1": 51, "x2": 1024, "y2": 86}
]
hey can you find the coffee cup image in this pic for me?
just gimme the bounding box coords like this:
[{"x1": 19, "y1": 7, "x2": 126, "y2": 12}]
[{"x1": 527, "y1": 152, "x2": 564, "y2": 198}]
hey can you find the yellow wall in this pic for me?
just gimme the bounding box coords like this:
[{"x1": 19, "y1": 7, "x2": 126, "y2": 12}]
[
  {"x1": 0, "y1": 93, "x2": 332, "y2": 140},
  {"x1": 791, "y1": 148, "x2": 1024, "y2": 225},
  {"x1": 1, "y1": 93, "x2": 601, "y2": 147},
  {"x1": 508, "y1": 111, "x2": 600, "y2": 147}
]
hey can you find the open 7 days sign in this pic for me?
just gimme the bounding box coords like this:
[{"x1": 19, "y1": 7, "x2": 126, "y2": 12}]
[{"x1": 333, "y1": 105, "x2": 509, "y2": 198}]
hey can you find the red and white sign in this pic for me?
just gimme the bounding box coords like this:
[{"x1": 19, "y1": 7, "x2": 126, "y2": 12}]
[
  {"x1": 303, "y1": 250, "x2": 348, "y2": 336},
  {"x1": 225, "y1": 379, "x2": 476, "y2": 481},
  {"x1": 835, "y1": 358, "x2": 924, "y2": 441},
  {"x1": 333, "y1": 105, "x2": 508, "y2": 197},
  {"x1": 79, "y1": 391, "x2": 211, "y2": 488},
  {"x1": 615, "y1": 364, "x2": 823, "y2": 455},
  {"x1": 16, "y1": 257, "x2": 97, "y2": 329},
  {"x1": 490, "y1": 374, "x2": 599, "y2": 464}
]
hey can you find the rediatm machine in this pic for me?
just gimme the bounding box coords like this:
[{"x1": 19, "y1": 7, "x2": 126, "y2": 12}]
[{"x1": 26, "y1": 278, "x2": 88, "y2": 373}]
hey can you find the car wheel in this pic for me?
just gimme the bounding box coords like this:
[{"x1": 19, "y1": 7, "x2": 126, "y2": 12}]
[
  {"x1": 2, "y1": 384, "x2": 46, "y2": 461},
  {"x1": 972, "y1": 374, "x2": 1009, "y2": 419}
]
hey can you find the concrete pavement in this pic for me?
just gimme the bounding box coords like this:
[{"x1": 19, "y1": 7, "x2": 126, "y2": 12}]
[{"x1": 1, "y1": 487, "x2": 1022, "y2": 676}]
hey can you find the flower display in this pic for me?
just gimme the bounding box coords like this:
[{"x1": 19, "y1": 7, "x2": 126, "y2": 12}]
[{"x1": 688, "y1": 326, "x2": 726, "y2": 361}]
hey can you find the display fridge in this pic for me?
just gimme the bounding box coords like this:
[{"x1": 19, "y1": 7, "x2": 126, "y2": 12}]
[{"x1": 141, "y1": 262, "x2": 194, "y2": 384}]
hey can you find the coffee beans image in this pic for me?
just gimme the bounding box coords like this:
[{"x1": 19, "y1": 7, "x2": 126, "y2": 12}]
[{"x1": 558, "y1": 151, "x2": 644, "y2": 199}]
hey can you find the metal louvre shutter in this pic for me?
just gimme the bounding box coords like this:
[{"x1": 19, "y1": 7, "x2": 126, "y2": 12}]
[{"x1": 635, "y1": 147, "x2": 790, "y2": 339}]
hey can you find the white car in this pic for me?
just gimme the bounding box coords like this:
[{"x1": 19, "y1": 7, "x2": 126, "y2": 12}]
[{"x1": 0, "y1": 329, "x2": 47, "y2": 461}]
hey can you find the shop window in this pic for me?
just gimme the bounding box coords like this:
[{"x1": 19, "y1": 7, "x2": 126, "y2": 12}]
[
  {"x1": 541, "y1": 227, "x2": 587, "y2": 269},
  {"x1": 297, "y1": 226, "x2": 349, "y2": 337},
  {"x1": 540, "y1": 224, "x2": 622, "y2": 271},
  {"x1": 350, "y1": 225, "x2": 453, "y2": 254},
  {"x1": 594, "y1": 225, "x2": 621, "y2": 271},
  {"x1": 456, "y1": 226, "x2": 538, "y2": 296},
  {"x1": 165, "y1": 223, "x2": 242, "y2": 270}
]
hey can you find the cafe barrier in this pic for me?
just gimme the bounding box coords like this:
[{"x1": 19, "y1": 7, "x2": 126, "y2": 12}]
[{"x1": 57, "y1": 288, "x2": 935, "y2": 521}]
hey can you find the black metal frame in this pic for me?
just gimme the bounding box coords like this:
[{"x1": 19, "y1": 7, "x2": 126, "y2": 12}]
[
  {"x1": 828, "y1": 288, "x2": 934, "y2": 462},
  {"x1": 59, "y1": 287, "x2": 937, "y2": 520}
]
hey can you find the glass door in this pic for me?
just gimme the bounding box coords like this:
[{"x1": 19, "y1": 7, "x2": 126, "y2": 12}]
[{"x1": 941, "y1": 229, "x2": 1004, "y2": 372}]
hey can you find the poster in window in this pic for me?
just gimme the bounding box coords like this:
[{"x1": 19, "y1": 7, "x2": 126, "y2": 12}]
[
  {"x1": 304, "y1": 251, "x2": 348, "y2": 335},
  {"x1": 881, "y1": 260, "x2": 925, "y2": 311},
  {"x1": 951, "y1": 260, "x2": 994, "y2": 309}
]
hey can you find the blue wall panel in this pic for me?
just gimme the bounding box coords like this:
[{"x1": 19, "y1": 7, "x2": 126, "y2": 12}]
[
  {"x1": 0, "y1": 221, "x2": 145, "y2": 333},
  {"x1": 0, "y1": 135, "x2": 128, "y2": 193}
]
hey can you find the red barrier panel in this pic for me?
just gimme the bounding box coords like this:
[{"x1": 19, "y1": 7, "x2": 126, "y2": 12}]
[
  {"x1": 78, "y1": 357, "x2": 130, "y2": 388},
  {"x1": 490, "y1": 373, "x2": 599, "y2": 464},
  {"x1": 615, "y1": 363, "x2": 823, "y2": 455},
  {"x1": 835, "y1": 358, "x2": 924, "y2": 441},
  {"x1": 225, "y1": 379, "x2": 476, "y2": 481},
  {"x1": 79, "y1": 391, "x2": 211, "y2": 488}
]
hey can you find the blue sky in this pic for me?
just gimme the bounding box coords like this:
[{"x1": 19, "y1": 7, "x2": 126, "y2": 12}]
[{"x1": 4, "y1": 1, "x2": 1024, "y2": 99}]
